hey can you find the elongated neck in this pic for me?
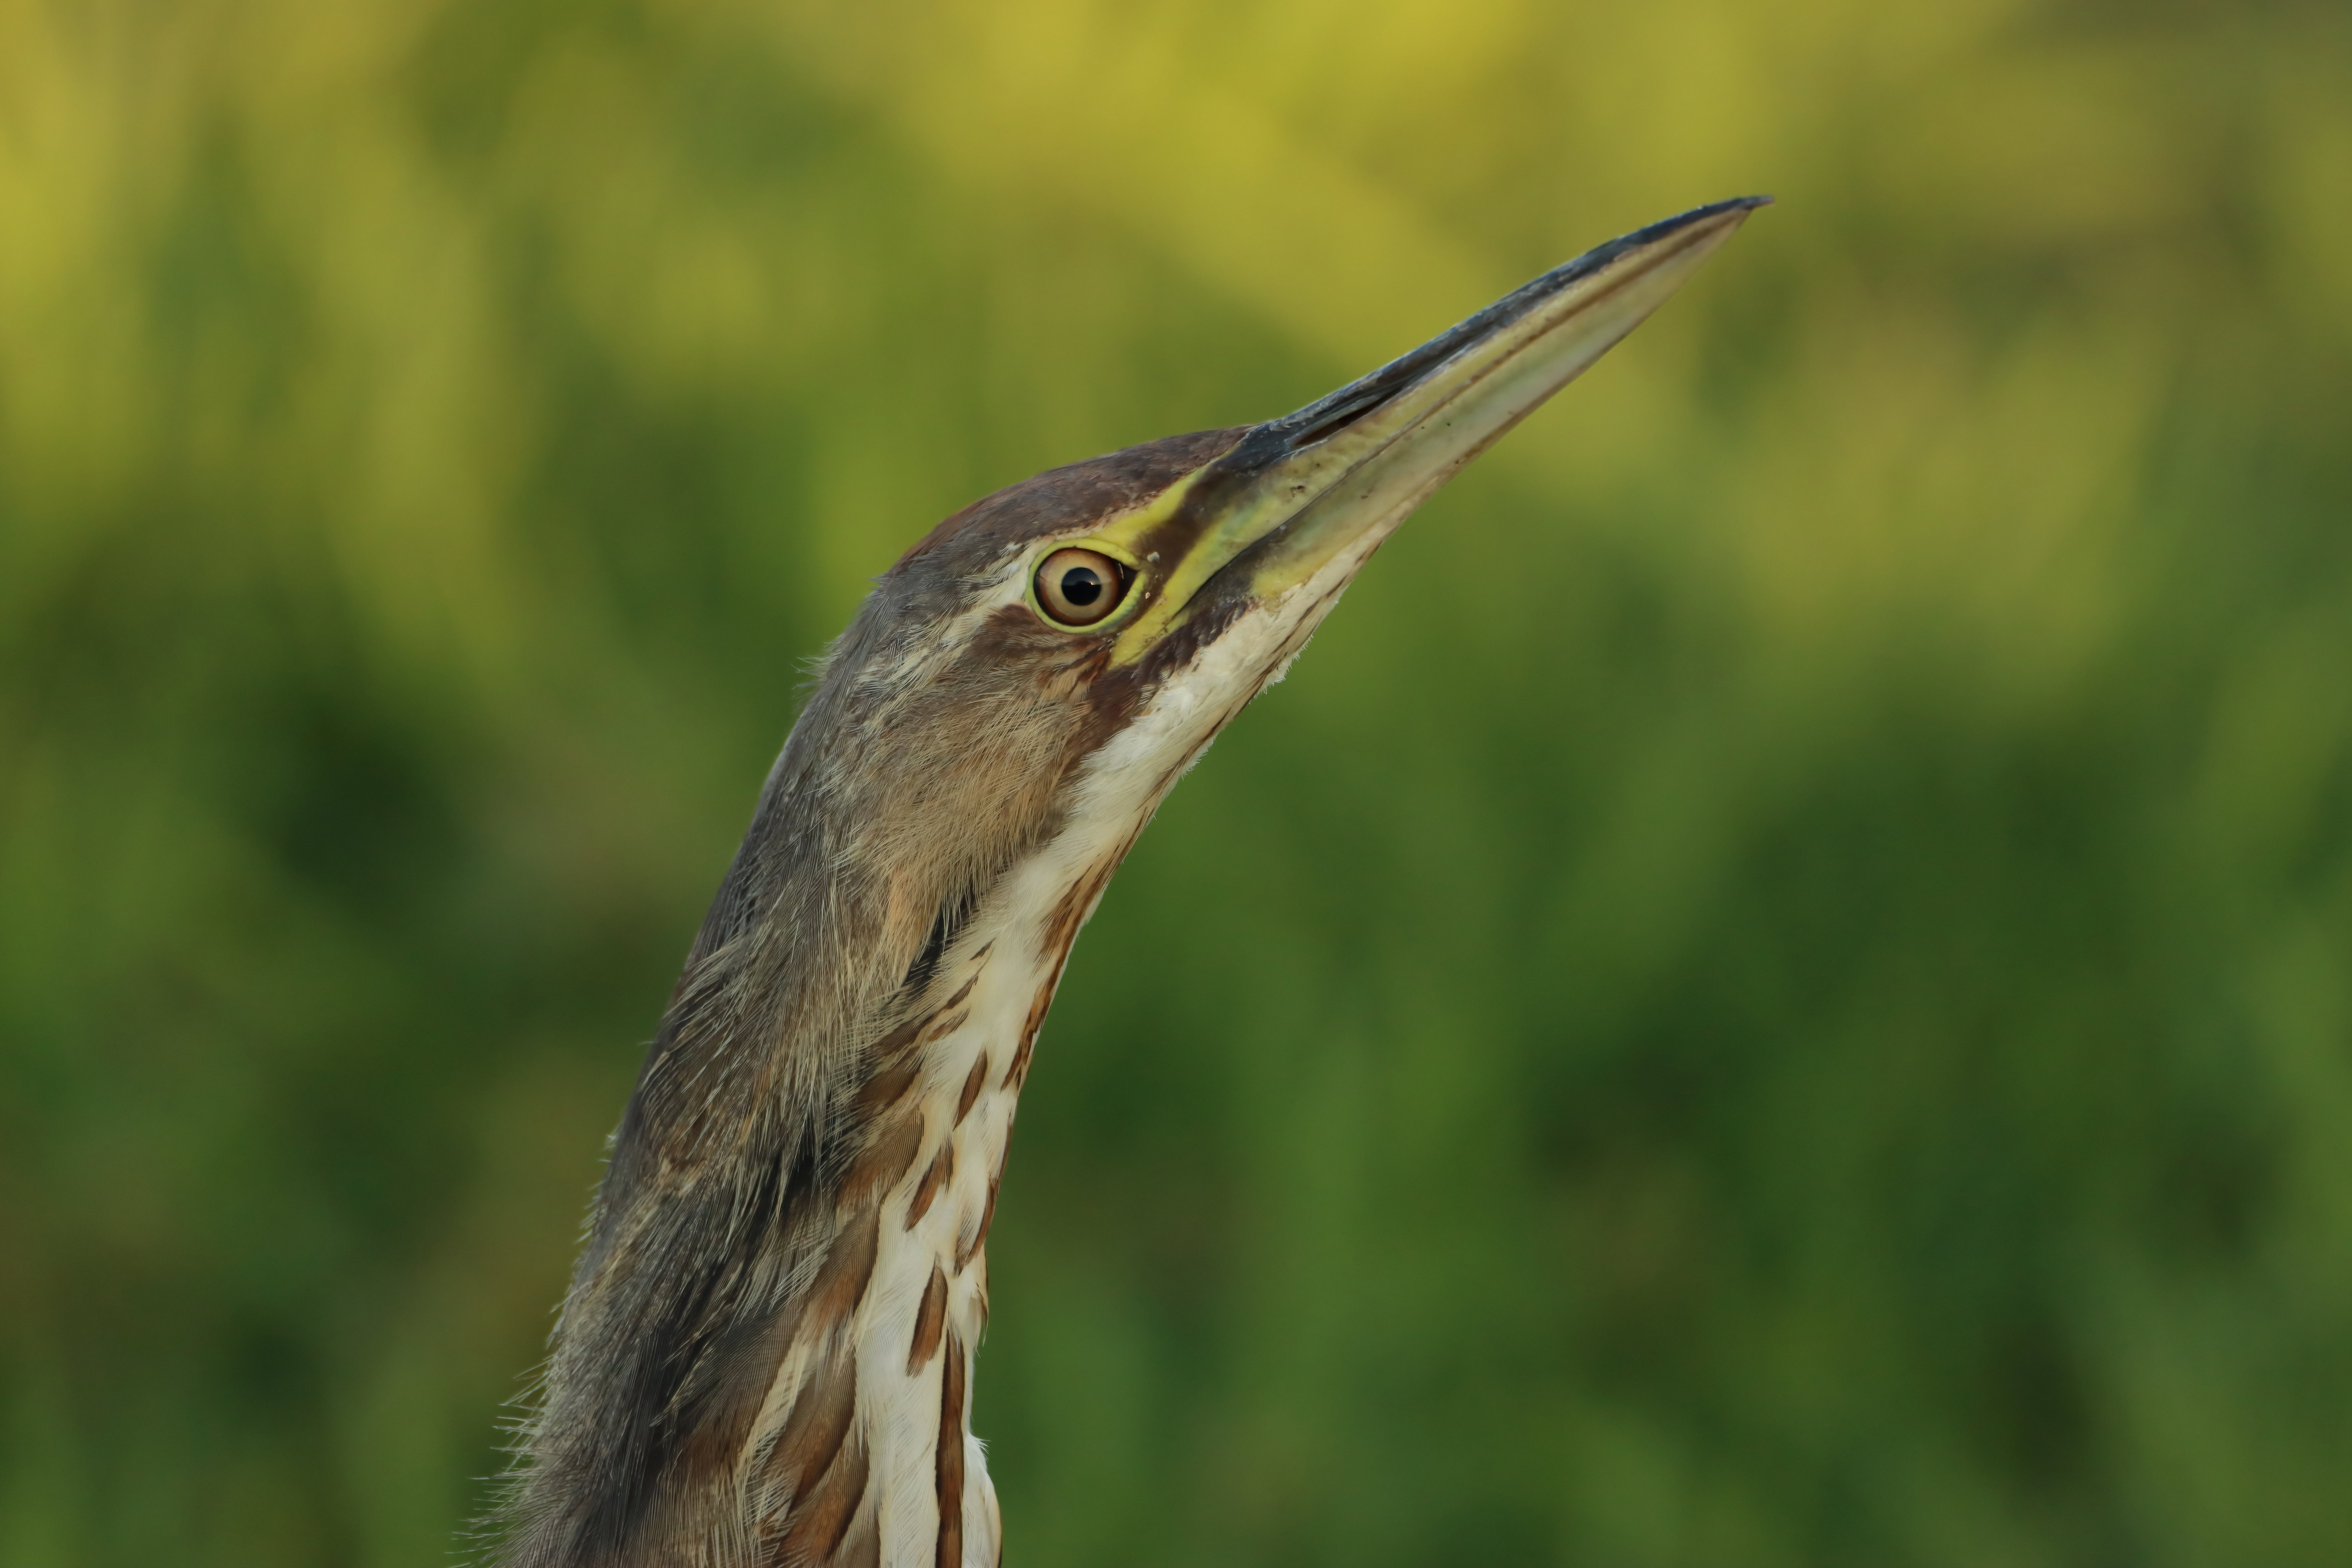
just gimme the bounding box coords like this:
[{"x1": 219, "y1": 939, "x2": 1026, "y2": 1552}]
[{"x1": 501, "y1": 786, "x2": 1125, "y2": 1568}]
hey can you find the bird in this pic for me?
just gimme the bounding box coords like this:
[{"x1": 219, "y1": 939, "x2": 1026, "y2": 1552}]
[{"x1": 492, "y1": 196, "x2": 1766, "y2": 1568}]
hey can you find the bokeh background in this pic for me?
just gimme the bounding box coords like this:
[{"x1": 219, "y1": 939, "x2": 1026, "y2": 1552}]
[{"x1": 5, "y1": 0, "x2": 2352, "y2": 1563}]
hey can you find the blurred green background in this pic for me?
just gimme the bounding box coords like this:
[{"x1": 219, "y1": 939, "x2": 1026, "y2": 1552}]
[{"x1": 5, "y1": 0, "x2": 2352, "y2": 1563}]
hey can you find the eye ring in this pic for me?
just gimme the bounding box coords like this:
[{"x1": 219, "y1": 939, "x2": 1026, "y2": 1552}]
[{"x1": 1033, "y1": 547, "x2": 1131, "y2": 629}]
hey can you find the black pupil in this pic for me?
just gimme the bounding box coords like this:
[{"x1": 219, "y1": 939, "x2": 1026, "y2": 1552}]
[{"x1": 1059, "y1": 566, "x2": 1105, "y2": 606}]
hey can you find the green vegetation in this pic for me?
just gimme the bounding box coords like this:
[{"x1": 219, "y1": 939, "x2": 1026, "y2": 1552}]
[{"x1": 3, "y1": 1, "x2": 2349, "y2": 1562}]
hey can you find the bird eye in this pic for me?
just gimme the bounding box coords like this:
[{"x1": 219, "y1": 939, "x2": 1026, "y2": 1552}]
[{"x1": 1034, "y1": 547, "x2": 1130, "y2": 628}]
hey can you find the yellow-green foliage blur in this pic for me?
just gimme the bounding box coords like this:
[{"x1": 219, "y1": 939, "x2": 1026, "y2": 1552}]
[{"x1": 5, "y1": 1, "x2": 2351, "y2": 1563}]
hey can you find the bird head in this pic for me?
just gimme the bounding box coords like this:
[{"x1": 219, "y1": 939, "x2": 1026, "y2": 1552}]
[{"x1": 758, "y1": 196, "x2": 1769, "y2": 1019}]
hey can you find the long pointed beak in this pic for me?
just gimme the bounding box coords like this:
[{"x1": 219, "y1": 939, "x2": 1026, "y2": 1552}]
[{"x1": 1104, "y1": 196, "x2": 1768, "y2": 663}]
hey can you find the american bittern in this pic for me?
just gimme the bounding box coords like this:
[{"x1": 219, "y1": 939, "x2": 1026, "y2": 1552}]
[{"x1": 495, "y1": 197, "x2": 1765, "y2": 1567}]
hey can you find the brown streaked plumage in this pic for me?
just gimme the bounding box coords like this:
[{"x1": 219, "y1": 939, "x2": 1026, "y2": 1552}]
[
  {"x1": 907, "y1": 1267, "x2": 949, "y2": 1375},
  {"x1": 492, "y1": 198, "x2": 1765, "y2": 1568},
  {"x1": 951, "y1": 1057, "x2": 988, "y2": 1125},
  {"x1": 934, "y1": 1332, "x2": 969, "y2": 1568},
  {"x1": 903, "y1": 1143, "x2": 953, "y2": 1232}
]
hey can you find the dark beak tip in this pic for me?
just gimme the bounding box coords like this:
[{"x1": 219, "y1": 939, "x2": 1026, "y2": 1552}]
[
  {"x1": 1652, "y1": 193, "x2": 1775, "y2": 237},
  {"x1": 1256, "y1": 194, "x2": 1773, "y2": 458}
]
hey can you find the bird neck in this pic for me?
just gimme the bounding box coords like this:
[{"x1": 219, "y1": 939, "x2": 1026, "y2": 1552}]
[
  {"x1": 503, "y1": 779, "x2": 1129, "y2": 1568},
  {"x1": 814, "y1": 847, "x2": 1117, "y2": 1568}
]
